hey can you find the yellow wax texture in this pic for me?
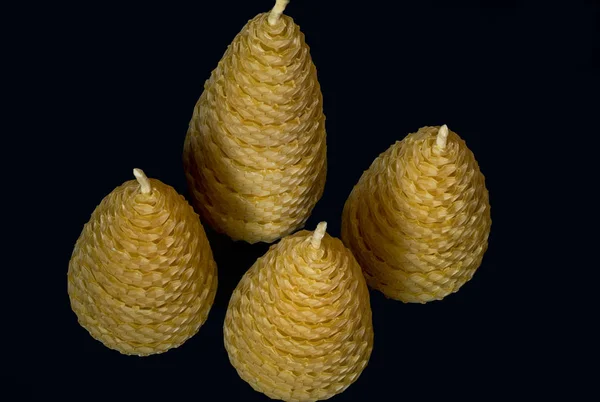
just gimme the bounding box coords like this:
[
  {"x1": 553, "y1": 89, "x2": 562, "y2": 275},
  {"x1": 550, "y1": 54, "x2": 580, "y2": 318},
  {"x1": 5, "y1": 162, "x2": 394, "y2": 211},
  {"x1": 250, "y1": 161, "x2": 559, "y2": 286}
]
[
  {"x1": 342, "y1": 126, "x2": 492, "y2": 303},
  {"x1": 67, "y1": 178, "x2": 218, "y2": 356},
  {"x1": 184, "y1": 12, "x2": 327, "y2": 244},
  {"x1": 224, "y1": 229, "x2": 373, "y2": 402}
]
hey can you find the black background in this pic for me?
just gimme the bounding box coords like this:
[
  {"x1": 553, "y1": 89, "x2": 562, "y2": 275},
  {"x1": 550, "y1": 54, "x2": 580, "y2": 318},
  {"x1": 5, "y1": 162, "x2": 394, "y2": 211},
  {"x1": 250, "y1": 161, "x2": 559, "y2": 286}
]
[{"x1": 14, "y1": 0, "x2": 598, "y2": 399}]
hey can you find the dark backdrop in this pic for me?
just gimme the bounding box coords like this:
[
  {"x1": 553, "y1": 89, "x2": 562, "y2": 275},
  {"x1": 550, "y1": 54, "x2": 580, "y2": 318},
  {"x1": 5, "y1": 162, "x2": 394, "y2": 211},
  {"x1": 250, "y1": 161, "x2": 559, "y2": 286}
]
[{"x1": 16, "y1": 0, "x2": 598, "y2": 399}]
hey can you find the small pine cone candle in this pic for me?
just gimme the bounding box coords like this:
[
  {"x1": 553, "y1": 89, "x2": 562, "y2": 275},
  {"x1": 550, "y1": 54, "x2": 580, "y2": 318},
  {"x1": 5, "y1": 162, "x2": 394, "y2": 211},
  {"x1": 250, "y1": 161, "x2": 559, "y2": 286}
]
[
  {"x1": 224, "y1": 222, "x2": 373, "y2": 402},
  {"x1": 342, "y1": 125, "x2": 492, "y2": 303},
  {"x1": 67, "y1": 169, "x2": 218, "y2": 355},
  {"x1": 183, "y1": 0, "x2": 327, "y2": 244}
]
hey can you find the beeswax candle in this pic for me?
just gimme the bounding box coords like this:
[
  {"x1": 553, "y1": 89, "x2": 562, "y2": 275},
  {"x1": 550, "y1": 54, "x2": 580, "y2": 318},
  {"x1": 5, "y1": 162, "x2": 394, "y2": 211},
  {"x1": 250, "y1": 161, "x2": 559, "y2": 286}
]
[
  {"x1": 224, "y1": 222, "x2": 373, "y2": 401},
  {"x1": 68, "y1": 169, "x2": 218, "y2": 355},
  {"x1": 184, "y1": 0, "x2": 327, "y2": 244},
  {"x1": 342, "y1": 126, "x2": 491, "y2": 303}
]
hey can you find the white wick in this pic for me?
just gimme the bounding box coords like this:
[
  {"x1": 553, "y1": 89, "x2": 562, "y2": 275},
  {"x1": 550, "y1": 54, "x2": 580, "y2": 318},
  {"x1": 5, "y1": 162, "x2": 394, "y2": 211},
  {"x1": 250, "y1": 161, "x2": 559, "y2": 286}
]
[
  {"x1": 268, "y1": 0, "x2": 289, "y2": 25},
  {"x1": 436, "y1": 124, "x2": 449, "y2": 149},
  {"x1": 133, "y1": 168, "x2": 152, "y2": 194},
  {"x1": 311, "y1": 222, "x2": 327, "y2": 249}
]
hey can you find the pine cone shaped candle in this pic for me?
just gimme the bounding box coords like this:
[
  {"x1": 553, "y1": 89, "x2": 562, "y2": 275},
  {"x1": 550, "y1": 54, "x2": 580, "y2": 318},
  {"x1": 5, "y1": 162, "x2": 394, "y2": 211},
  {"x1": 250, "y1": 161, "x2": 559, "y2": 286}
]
[
  {"x1": 224, "y1": 222, "x2": 373, "y2": 401},
  {"x1": 67, "y1": 169, "x2": 218, "y2": 355},
  {"x1": 342, "y1": 125, "x2": 492, "y2": 303},
  {"x1": 184, "y1": 0, "x2": 327, "y2": 244}
]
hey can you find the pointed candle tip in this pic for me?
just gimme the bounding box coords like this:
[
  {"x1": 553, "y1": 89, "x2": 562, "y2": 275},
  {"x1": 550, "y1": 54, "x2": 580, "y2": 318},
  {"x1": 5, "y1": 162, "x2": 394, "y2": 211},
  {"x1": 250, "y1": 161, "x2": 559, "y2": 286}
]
[
  {"x1": 133, "y1": 168, "x2": 152, "y2": 194},
  {"x1": 311, "y1": 222, "x2": 327, "y2": 249},
  {"x1": 436, "y1": 124, "x2": 449, "y2": 149},
  {"x1": 268, "y1": 0, "x2": 290, "y2": 25}
]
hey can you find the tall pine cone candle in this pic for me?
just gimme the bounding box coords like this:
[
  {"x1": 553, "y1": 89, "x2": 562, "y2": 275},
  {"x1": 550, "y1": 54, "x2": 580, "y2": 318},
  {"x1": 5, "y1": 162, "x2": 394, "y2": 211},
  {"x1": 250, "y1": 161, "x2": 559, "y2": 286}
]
[
  {"x1": 224, "y1": 222, "x2": 373, "y2": 402},
  {"x1": 67, "y1": 169, "x2": 218, "y2": 355},
  {"x1": 184, "y1": 0, "x2": 327, "y2": 244},
  {"x1": 342, "y1": 125, "x2": 491, "y2": 303}
]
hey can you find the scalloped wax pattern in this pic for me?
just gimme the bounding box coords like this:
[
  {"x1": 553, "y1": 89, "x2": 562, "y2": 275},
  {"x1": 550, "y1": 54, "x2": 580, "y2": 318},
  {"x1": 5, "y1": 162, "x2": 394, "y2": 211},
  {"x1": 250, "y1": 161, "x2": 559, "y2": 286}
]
[
  {"x1": 67, "y1": 169, "x2": 218, "y2": 356},
  {"x1": 341, "y1": 126, "x2": 492, "y2": 303},
  {"x1": 224, "y1": 223, "x2": 374, "y2": 402},
  {"x1": 183, "y1": 1, "x2": 327, "y2": 244}
]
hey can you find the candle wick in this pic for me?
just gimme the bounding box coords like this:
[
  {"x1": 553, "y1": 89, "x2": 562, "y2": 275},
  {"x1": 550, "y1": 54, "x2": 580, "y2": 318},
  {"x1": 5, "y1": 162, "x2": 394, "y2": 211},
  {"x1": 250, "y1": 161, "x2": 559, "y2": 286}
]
[
  {"x1": 310, "y1": 222, "x2": 327, "y2": 249},
  {"x1": 436, "y1": 124, "x2": 449, "y2": 149},
  {"x1": 268, "y1": 0, "x2": 289, "y2": 25},
  {"x1": 133, "y1": 168, "x2": 152, "y2": 194}
]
